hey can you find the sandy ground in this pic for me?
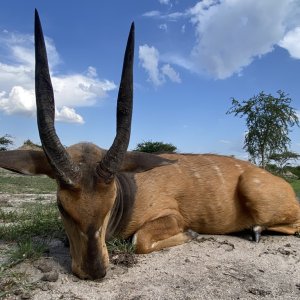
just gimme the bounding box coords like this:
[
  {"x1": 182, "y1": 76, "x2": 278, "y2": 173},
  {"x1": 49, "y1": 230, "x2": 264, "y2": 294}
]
[{"x1": 3, "y1": 232, "x2": 299, "y2": 300}]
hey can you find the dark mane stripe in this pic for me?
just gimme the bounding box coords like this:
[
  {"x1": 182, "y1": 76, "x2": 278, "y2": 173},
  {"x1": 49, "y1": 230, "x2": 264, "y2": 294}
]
[{"x1": 106, "y1": 173, "x2": 136, "y2": 240}]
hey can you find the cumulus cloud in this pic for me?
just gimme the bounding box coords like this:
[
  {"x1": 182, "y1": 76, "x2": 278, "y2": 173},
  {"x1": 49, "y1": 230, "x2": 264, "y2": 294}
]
[
  {"x1": 161, "y1": 64, "x2": 181, "y2": 83},
  {"x1": 139, "y1": 45, "x2": 163, "y2": 86},
  {"x1": 0, "y1": 30, "x2": 116, "y2": 123},
  {"x1": 0, "y1": 86, "x2": 35, "y2": 116},
  {"x1": 142, "y1": 0, "x2": 300, "y2": 80},
  {"x1": 139, "y1": 44, "x2": 181, "y2": 86},
  {"x1": 56, "y1": 106, "x2": 84, "y2": 124},
  {"x1": 279, "y1": 27, "x2": 300, "y2": 59},
  {"x1": 188, "y1": 0, "x2": 296, "y2": 79}
]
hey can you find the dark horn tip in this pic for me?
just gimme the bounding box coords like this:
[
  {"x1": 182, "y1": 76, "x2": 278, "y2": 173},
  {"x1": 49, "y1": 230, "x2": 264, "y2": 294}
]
[
  {"x1": 130, "y1": 22, "x2": 135, "y2": 36},
  {"x1": 34, "y1": 8, "x2": 39, "y2": 20},
  {"x1": 34, "y1": 9, "x2": 42, "y2": 33}
]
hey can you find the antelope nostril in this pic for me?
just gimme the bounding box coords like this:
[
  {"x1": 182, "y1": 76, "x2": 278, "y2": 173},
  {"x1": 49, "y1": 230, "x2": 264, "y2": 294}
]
[
  {"x1": 81, "y1": 269, "x2": 106, "y2": 280},
  {"x1": 73, "y1": 262, "x2": 107, "y2": 280},
  {"x1": 88, "y1": 268, "x2": 107, "y2": 280}
]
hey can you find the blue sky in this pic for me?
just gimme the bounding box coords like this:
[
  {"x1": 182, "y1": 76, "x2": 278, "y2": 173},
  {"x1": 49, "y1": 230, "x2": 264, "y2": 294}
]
[{"x1": 0, "y1": 0, "x2": 300, "y2": 160}]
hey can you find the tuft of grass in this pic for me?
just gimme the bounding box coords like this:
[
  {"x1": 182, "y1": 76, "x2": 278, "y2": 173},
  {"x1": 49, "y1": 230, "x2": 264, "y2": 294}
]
[
  {"x1": 9, "y1": 240, "x2": 48, "y2": 264},
  {"x1": 107, "y1": 238, "x2": 135, "y2": 254},
  {"x1": 0, "y1": 201, "x2": 64, "y2": 269},
  {"x1": 0, "y1": 173, "x2": 56, "y2": 194},
  {"x1": 0, "y1": 209, "x2": 18, "y2": 223},
  {"x1": 0, "y1": 202, "x2": 64, "y2": 242}
]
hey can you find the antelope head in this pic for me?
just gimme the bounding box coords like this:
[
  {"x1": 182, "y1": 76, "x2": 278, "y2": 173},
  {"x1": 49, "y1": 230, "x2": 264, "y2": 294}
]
[{"x1": 34, "y1": 10, "x2": 137, "y2": 279}]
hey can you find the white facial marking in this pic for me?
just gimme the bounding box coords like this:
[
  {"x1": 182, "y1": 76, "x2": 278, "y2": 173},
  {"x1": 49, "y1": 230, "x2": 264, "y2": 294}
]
[
  {"x1": 253, "y1": 178, "x2": 261, "y2": 184},
  {"x1": 79, "y1": 230, "x2": 88, "y2": 240},
  {"x1": 132, "y1": 233, "x2": 138, "y2": 246},
  {"x1": 95, "y1": 226, "x2": 102, "y2": 239}
]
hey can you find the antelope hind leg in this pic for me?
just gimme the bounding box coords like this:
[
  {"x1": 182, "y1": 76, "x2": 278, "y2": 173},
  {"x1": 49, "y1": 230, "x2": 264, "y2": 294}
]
[
  {"x1": 267, "y1": 222, "x2": 300, "y2": 235},
  {"x1": 132, "y1": 214, "x2": 192, "y2": 254}
]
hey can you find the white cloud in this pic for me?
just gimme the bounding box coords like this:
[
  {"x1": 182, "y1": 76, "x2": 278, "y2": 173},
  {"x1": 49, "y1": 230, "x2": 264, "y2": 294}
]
[
  {"x1": 0, "y1": 85, "x2": 84, "y2": 124},
  {"x1": 161, "y1": 64, "x2": 181, "y2": 83},
  {"x1": 0, "y1": 86, "x2": 35, "y2": 116},
  {"x1": 144, "y1": 0, "x2": 300, "y2": 80},
  {"x1": 0, "y1": 30, "x2": 116, "y2": 123},
  {"x1": 139, "y1": 44, "x2": 164, "y2": 86},
  {"x1": 165, "y1": 12, "x2": 186, "y2": 21},
  {"x1": 279, "y1": 27, "x2": 300, "y2": 59},
  {"x1": 188, "y1": 0, "x2": 296, "y2": 79},
  {"x1": 139, "y1": 44, "x2": 181, "y2": 86},
  {"x1": 143, "y1": 11, "x2": 161, "y2": 18},
  {"x1": 159, "y1": 0, "x2": 170, "y2": 4},
  {"x1": 142, "y1": 10, "x2": 186, "y2": 21},
  {"x1": 0, "y1": 31, "x2": 60, "y2": 70},
  {"x1": 56, "y1": 106, "x2": 84, "y2": 124},
  {"x1": 159, "y1": 24, "x2": 168, "y2": 32},
  {"x1": 52, "y1": 73, "x2": 116, "y2": 108}
]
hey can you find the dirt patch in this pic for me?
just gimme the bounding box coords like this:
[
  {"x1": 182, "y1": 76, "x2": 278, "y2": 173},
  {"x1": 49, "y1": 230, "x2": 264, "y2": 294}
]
[
  {"x1": 110, "y1": 252, "x2": 137, "y2": 268},
  {"x1": 0, "y1": 234, "x2": 300, "y2": 299}
]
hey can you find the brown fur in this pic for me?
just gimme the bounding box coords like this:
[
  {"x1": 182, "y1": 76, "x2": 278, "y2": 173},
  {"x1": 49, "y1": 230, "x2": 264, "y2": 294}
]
[{"x1": 1, "y1": 143, "x2": 300, "y2": 279}]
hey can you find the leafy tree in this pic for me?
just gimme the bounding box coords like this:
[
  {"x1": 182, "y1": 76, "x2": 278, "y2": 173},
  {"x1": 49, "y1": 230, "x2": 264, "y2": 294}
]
[
  {"x1": 22, "y1": 139, "x2": 42, "y2": 149},
  {"x1": 269, "y1": 151, "x2": 300, "y2": 175},
  {"x1": 227, "y1": 90, "x2": 299, "y2": 168},
  {"x1": 134, "y1": 140, "x2": 177, "y2": 153},
  {"x1": 0, "y1": 134, "x2": 13, "y2": 151}
]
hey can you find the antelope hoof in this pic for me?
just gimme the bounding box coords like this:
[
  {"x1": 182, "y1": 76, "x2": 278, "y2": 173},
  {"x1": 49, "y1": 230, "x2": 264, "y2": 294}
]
[
  {"x1": 186, "y1": 229, "x2": 199, "y2": 240},
  {"x1": 252, "y1": 225, "x2": 264, "y2": 243}
]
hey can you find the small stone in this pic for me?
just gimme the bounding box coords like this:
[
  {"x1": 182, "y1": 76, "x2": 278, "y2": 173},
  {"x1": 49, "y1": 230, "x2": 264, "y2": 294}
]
[
  {"x1": 41, "y1": 271, "x2": 59, "y2": 282},
  {"x1": 14, "y1": 289, "x2": 23, "y2": 295},
  {"x1": 72, "y1": 276, "x2": 79, "y2": 282},
  {"x1": 258, "y1": 269, "x2": 265, "y2": 273},
  {"x1": 34, "y1": 260, "x2": 53, "y2": 273},
  {"x1": 21, "y1": 293, "x2": 31, "y2": 299},
  {"x1": 41, "y1": 284, "x2": 49, "y2": 291}
]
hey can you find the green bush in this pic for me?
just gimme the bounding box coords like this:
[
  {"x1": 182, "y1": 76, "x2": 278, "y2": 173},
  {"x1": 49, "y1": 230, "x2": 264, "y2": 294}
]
[{"x1": 134, "y1": 140, "x2": 177, "y2": 153}]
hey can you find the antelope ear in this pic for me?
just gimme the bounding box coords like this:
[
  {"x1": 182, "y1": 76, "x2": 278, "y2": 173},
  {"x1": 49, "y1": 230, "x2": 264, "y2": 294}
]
[
  {"x1": 121, "y1": 151, "x2": 177, "y2": 173},
  {"x1": 0, "y1": 150, "x2": 55, "y2": 178}
]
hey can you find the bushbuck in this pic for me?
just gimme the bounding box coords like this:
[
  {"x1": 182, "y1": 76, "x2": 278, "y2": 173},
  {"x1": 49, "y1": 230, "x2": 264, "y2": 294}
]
[{"x1": 1, "y1": 10, "x2": 300, "y2": 280}]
